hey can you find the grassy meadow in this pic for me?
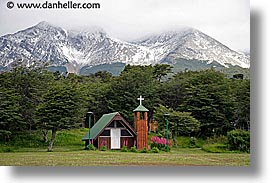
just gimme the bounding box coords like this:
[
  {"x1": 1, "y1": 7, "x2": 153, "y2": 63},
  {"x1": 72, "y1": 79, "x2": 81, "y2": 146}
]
[
  {"x1": 0, "y1": 148, "x2": 249, "y2": 166},
  {"x1": 0, "y1": 128, "x2": 250, "y2": 166}
]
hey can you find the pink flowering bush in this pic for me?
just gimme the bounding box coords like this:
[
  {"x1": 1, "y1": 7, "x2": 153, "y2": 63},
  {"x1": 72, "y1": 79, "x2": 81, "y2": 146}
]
[{"x1": 150, "y1": 136, "x2": 172, "y2": 151}]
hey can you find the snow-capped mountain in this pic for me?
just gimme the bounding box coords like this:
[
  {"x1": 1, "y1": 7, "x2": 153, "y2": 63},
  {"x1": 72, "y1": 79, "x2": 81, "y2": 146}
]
[
  {"x1": 0, "y1": 22, "x2": 250, "y2": 74},
  {"x1": 137, "y1": 28, "x2": 250, "y2": 68}
]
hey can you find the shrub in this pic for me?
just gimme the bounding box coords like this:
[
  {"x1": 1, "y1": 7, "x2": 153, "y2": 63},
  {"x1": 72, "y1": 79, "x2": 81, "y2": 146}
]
[
  {"x1": 100, "y1": 139, "x2": 107, "y2": 151},
  {"x1": 161, "y1": 146, "x2": 171, "y2": 152},
  {"x1": 151, "y1": 147, "x2": 160, "y2": 153},
  {"x1": 202, "y1": 143, "x2": 230, "y2": 153},
  {"x1": 130, "y1": 146, "x2": 137, "y2": 153},
  {"x1": 0, "y1": 146, "x2": 16, "y2": 153},
  {"x1": 86, "y1": 144, "x2": 96, "y2": 151},
  {"x1": 121, "y1": 145, "x2": 128, "y2": 152},
  {"x1": 227, "y1": 129, "x2": 250, "y2": 153},
  {"x1": 140, "y1": 147, "x2": 148, "y2": 153},
  {"x1": 189, "y1": 137, "x2": 197, "y2": 147},
  {"x1": 194, "y1": 138, "x2": 205, "y2": 148},
  {"x1": 206, "y1": 135, "x2": 227, "y2": 144},
  {"x1": 175, "y1": 136, "x2": 205, "y2": 148},
  {"x1": 100, "y1": 145, "x2": 107, "y2": 151}
]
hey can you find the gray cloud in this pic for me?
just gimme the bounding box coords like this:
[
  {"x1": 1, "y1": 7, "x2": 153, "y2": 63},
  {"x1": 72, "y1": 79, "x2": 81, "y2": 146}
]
[{"x1": 0, "y1": 0, "x2": 249, "y2": 51}]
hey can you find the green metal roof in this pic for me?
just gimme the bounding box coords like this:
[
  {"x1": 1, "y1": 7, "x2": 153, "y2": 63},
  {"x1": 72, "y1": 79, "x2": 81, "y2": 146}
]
[
  {"x1": 133, "y1": 104, "x2": 149, "y2": 112},
  {"x1": 82, "y1": 112, "x2": 118, "y2": 141}
]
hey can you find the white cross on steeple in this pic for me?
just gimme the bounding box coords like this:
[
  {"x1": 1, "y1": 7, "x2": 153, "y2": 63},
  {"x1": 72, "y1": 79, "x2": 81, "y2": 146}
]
[{"x1": 137, "y1": 95, "x2": 144, "y2": 105}]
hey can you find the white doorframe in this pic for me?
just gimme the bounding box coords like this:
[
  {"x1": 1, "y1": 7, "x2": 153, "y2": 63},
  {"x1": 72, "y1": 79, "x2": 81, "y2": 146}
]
[{"x1": 111, "y1": 128, "x2": 120, "y2": 149}]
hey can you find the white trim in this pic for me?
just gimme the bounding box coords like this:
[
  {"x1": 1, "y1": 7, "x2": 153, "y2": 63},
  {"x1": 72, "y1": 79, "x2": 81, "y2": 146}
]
[
  {"x1": 121, "y1": 129, "x2": 134, "y2": 137},
  {"x1": 115, "y1": 120, "x2": 126, "y2": 128}
]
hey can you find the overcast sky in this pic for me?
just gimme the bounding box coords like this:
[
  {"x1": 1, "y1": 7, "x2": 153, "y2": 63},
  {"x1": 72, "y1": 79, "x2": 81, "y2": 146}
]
[{"x1": 0, "y1": 0, "x2": 250, "y2": 52}]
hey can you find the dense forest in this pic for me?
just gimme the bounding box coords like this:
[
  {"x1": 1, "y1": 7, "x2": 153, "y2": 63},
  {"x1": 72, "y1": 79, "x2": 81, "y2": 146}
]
[{"x1": 0, "y1": 64, "x2": 250, "y2": 151}]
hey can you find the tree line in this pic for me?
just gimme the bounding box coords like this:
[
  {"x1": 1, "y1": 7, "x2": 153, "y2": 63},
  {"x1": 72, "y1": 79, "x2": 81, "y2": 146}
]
[{"x1": 0, "y1": 64, "x2": 250, "y2": 151}]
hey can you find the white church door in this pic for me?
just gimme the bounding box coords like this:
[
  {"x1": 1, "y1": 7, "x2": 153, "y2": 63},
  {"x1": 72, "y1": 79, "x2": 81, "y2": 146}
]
[{"x1": 111, "y1": 128, "x2": 120, "y2": 149}]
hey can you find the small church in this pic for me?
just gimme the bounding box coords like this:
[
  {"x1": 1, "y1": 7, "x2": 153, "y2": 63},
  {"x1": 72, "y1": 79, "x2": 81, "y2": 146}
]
[{"x1": 82, "y1": 96, "x2": 149, "y2": 150}]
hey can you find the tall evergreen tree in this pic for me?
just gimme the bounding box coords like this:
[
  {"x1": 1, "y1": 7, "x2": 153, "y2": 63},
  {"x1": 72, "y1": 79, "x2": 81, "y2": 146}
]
[
  {"x1": 153, "y1": 64, "x2": 173, "y2": 82},
  {"x1": 107, "y1": 65, "x2": 159, "y2": 124},
  {"x1": 37, "y1": 78, "x2": 87, "y2": 151},
  {"x1": 0, "y1": 87, "x2": 23, "y2": 142},
  {"x1": 179, "y1": 69, "x2": 234, "y2": 137},
  {"x1": 80, "y1": 73, "x2": 111, "y2": 125},
  {"x1": 159, "y1": 71, "x2": 190, "y2": 110},
  {"x1": 230, "y1": 79, "x2": 250, "y2": 130},
  {"x1": 9, "y1": 67, "x2": 52, "y2": 131}
]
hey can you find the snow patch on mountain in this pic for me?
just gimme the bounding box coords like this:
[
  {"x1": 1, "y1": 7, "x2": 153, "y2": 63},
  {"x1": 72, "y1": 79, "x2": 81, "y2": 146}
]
[
  {"x1": 0, "y1": 22, "x2": 250, "y2": 74},
  {"x1": 60, "y1": 45, "x2": 88, "y2": 66}
]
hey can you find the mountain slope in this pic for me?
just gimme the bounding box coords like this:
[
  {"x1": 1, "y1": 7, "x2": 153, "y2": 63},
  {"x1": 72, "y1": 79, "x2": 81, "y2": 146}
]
[
  {"x1": 137, "y1": 28, "x2": 250, "y2": 68},
  {"x1": 0, "y1": 22, "x2": 250, "y2": 74}
]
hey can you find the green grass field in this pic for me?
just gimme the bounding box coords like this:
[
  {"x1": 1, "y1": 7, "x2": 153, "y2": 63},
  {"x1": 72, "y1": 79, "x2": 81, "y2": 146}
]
[
  {"x1": 0, "y1": 148, "x2": 249, "y2": 166},
  {"x1": 0, "y1": 129, "x2": 250, "y2": 166}
]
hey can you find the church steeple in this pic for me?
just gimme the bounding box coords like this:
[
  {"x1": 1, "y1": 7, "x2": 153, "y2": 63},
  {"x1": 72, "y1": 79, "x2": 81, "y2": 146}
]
[
  {"x1": 133, "y1": 96, "x2": 149, "y2": 113},
  {"x1": 133, "y1": 95, "x2": 149, "y2": 150}
]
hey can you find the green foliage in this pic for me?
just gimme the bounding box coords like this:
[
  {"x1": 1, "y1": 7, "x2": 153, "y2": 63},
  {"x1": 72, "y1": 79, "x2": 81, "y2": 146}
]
[
  {"x1": 12, "y1": 68, "x2": 53, "y2": 131},
  {"x1": 0, "y1": 65, "x2": 250, "y2": 151},
  {"x1": 151, "y1": 147, "x2": 160, "y2": 153},
  {"x1": 0, "y1": 131, "x2": 48, "y2": 151},
  {"x1": 0, "y1": 128, "x2": 87, "y2": 152},
  {"x1": 174, "y1": 136, "x2": 191, "y2": 148},
  {"x1": 205, "y1": 135, "x2": 228, "y2": 145},
  {"x1": 82, "y1": 76, "x2": 111, "y2": 123},
  {"x1": 53, "y1": 129, "x2": 87, "y2": 146},
  {"x1": 140, "y1": 147, "x2": 148, "y2": 153},
  {"x1": 80, "y1": 62, "x2": 125, "y2": 76},
  {"x1": 189, "y1": 137, "x2": 197, "y2": 147},
  {"x1": 227, "y1": 129, "x2": 250, "y2": 153},
  {"x1": 0, "y1": 146, "x2": 16, "y2": 153},
  {"x1": 130, "y1": 146, "x2": 137, "y2": 153},
  {"x1": 37, "y1": 79, "x2": 86, "y2": 130},
  {"x1": 230, "y1": 79, "x2": 250, "y2": 130},
  {"x1": 174, "y1": 136, "x2": 204, "y2": 148},
  {"x1": 202, "y1": 143, "x2": 230, "y2": 153},
  {"x1": 159, "y1": 71, "x2": 188, "y2": 110},
  {"x1": 161, "y1": 146, "x2": 171, "y2": 152},
  {"x1": 0, "y1": 87, "x2": 23, "y2": 141},
  {"x1": 0, "y1": 67, "x2": 53, "y2": 141},
  {"x1": 36, "y1": 76, "x2": 87, "y2": 151},
  {"x1": 152, "y1": 64, "x2": 173, "y2": 81},
  {"x1": 154, "y1": 104, "x2": 200, "y2": 138},
  {"x1": 201, "y1": 135, "x2": 230, "y2": 153},
  {"x1": 120, "y1": 145, "x2": 128, "y2": 152},
  {"x1": 172, "y1": 58, "x2": 225, "y2": 73},
  {"x1": 86, "y1": 144, "x2": 96, "y2": 151},
  {"x1": 100, "y1": 145, "x2": 107, "y2": 151},
  {"x1": 218, "y1": 66, "x2": 250, "y2": 79},
  {"x1": 107, "y1": 65, "x2": 159, "y2": 122},
  {"x1": 178, "y1": 69, "x2": 235, "y2": 137}
]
